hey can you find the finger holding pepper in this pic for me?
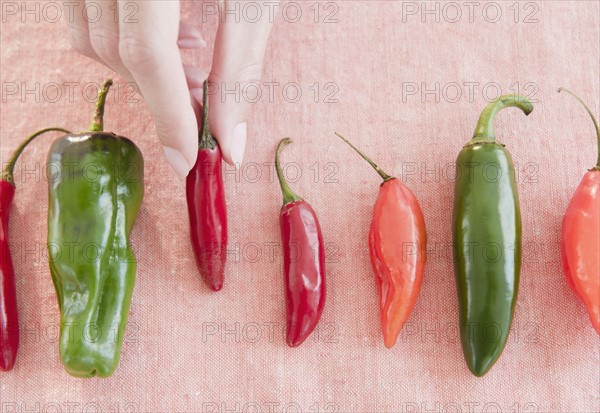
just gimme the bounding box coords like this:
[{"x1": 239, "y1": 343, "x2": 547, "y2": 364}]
[{"x1": 186, "y1": 80, "x2": 228, "y2": 292}]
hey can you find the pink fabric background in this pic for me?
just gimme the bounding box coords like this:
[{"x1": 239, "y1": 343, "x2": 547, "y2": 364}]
[{"x1": 1, "y1": 1, "x2": 599, "y2": 411}]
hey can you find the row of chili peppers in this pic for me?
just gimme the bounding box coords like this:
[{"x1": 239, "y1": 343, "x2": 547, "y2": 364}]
[{"x1": 0, "y1": 80, "x2": 598, "y2": 378}]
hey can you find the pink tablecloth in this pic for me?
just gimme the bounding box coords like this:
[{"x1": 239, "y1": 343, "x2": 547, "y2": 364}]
[{"x1": 1, "y1": 1, "x2": 598, "y2": 412}]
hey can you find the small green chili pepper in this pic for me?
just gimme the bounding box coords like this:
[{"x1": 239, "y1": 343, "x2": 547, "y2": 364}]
[
  {"x1": 453, "y1": 94, "x2": 533, "y2": 377},
  {"x1": 47, "y1": 79, "x2": 144, "y2": 378}
]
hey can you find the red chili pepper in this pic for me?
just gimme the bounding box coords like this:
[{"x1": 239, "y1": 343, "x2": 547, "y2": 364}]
[
  {"x1": 275, "y1": 138, "x2": 326, "y2": 347},
  {"x1": 0, "y1": 180, "x2": 17, "y2": 371},
  {"x1": 186, "y1": 81, "x2": 228, "y2": 291},
  {"x1": 336, "y1": 133, "x2": 427, "y2": 348},
  {"x1": 0, "y1": 127, "x2": 70, "y2": 371},
  {"x1": 559, "y1": 88, "x2": 600, "y2": 334}
]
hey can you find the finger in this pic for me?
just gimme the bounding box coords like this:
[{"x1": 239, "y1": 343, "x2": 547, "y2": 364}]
[
  {"x1": 118, "y1": 0, "x2": 198, "y2": 176},
  {"x1": 118, "y1": 65, "x2": 208, "y2": 117},
  {"x1": 185, "y1": 65, "x2": 209, "y2": 96},
  {"x1": 178, "y1": 21, "x2": 206, "y2": 49},
  {"x1": 65, "y1": 0, "x2": 100, "y2": 60},
  {"x1": 185, "y1": 65, "x2": 209, "y2": 127},
  {"x1": 87, "y1": 0, "x2": 134, "y2": 82},
  {"x1": 209, "y1": 1, "x2": 278, "y2": 166}
]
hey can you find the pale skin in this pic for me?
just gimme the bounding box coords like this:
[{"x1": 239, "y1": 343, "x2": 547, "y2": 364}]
[{"x1": 66, "y1": 0, "x2": 277, "y2": 176}]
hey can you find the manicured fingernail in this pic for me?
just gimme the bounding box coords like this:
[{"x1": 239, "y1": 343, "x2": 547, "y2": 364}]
[
  {"x1": 163, "y1": 146, "x2": 191, "y2": 177},
  {"x1": 230, "y1": 122, "x2": 247, "y2": 169},
  {"x1": 178, "y1": 37, "x2": 207, "y2": 49},
  {"x1": 185, "y1": 25, "x2": 204, "y2": 39}
]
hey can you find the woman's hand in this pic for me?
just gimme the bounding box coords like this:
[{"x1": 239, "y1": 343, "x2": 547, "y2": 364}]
[{"x1": 66, "y1": 0, "x2": 276, "y2": 176}]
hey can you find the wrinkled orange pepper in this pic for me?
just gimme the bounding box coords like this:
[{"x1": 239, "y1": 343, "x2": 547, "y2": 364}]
[
  {"x1": 336, "y1": 133, "x2": 427, "y2": 348},
  {"x1": 559, "y1": 88, "x2": 600, "y2": 334}
]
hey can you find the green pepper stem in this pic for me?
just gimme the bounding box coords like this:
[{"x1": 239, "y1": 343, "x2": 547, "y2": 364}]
[
  {"x1": 471, "y1": 94, "x2": 533, "y2": 143},
  {"x1": 199, "y1": 80, "x2": 217, "y2": 149},
  {"x1": 335, "y1": 132, "x2": 392, "y2": 181},
  {"x1": 1, "y1": 127, "x2": 71, "y2": 186},
  {"x1": 275, "y1": 138, "x2": 302, "y2": 205},
  {"x1": 558, "y1": 87, "x2": 600, "y2": 169},
  {"x1": 89, "y1": 79, "x2": 113, "y2": 132}
]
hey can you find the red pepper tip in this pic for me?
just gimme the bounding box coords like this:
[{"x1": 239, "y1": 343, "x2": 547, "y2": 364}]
[
  {"x1": 209, "y1": 282, "x2": 223, "y2": 292},
  {"x1": 383, "y1": 337, "x2": 397, "y2": 349},
  {"x1": 0, "y1": 348, "x2": 17, "y2": 371},
  {"x1": 286, "y1": 337, "x2": 303, "y2": 348}
]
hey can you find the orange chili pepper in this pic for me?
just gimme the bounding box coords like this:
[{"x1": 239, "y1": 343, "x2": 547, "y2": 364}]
[
  {"x1": 336, "y1": 133, "x2": 427, "y2": 348},
  {"x1": 559, "y1": 88, "x2": 600, "y2": 334}
]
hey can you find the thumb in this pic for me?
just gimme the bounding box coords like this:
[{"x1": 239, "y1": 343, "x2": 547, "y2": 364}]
[{"x1": 208, "y1": 2, "x2": 277, "y2": 166}]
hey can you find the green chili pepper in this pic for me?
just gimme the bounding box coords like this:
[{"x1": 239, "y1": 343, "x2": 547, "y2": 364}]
[
  {"x1": 47, "y1": 79, "x2": 144, "y2": 378},
  {"x1": 453, "y1": 94, "x2": 533, "y2": 377}
]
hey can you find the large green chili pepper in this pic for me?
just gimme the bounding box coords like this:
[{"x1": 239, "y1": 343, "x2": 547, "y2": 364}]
[
  {"x1": 453, "y1": 94, "x2": 533, "y2": 377},
  {"x1": 47, "y1": 79, "x2": 144, "y2": 378}
]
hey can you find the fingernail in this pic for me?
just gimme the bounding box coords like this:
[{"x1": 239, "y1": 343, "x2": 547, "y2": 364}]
[
  {"x1": 230, "y1": 122, "x2": 247, "y2": 168},
  {"x1": 163, "y1": 146, "x2": 191, "y2": 177},
  {"x1": 178, "y1": 38, "x2": 207, "y2": 48},
  {"x1": 185, "y1": 25, "x2": 205, "y2": 40}
]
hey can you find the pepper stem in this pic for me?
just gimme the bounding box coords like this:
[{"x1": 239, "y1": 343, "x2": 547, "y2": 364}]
[
  {"x1": 558, "y1": 87, "x2": 600, "y2": 169},
  {"x1": 89, "y1": 79, "x2": 113, "y2": 132},
  {"x1": 199, "y1": 80, "x2": 218, "y2": 149},
  {"x1": 1, "y1": 127, "x2": 71, "y2": 186},
  {"x1": 471, "y1": 94, "x2": 533, "y2": 143},
  {"x1": 335, "y1": 132, "x2": 392, "y2": 181},
  {"x1": 275, "y1": 138, "x2": 302, "y2": 205}
]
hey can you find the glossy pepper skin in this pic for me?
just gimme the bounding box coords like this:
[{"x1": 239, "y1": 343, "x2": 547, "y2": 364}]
[
  {"x1": 186, "y1": 81, "x2": 227, "y2": 291},
  {"x1": 47, "y1": 80, "x2": 144, "y2": 378},
  {"x1": 0, "y1": 127, "x2": 71, "y2": 371},
  {"x1": 336, "y1": 133, "x2": 427, "y2": 348},
  {"x1": 559, "y1": 88, "x2": 600, "y2": 334},
  {"x1": 0, "y1": 181, "x2": 17, "y2": 371},
  {"x1": 453, "y1": 95, "x2": 533, "y2": 377},
  {"x1": 276, "y1": 139, "x2": 326, "y2": 347}
]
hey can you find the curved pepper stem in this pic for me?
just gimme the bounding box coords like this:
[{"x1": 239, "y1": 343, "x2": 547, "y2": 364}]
[
  {"x1": 89, "y1": 79, "x2": 113, "y2": 132},
  {"x1": 558, "y1": 87, "x2": 600, "y2": 169},
  {"x1": 275, "y1": 138, "x2": 302, "y2": 205},
  {"x1": 471, "y1": 94, "x2": 533, "y2": 144},
  {"x1": 199, "y1": 80, "x2": 218, "y2": 150},
  {"x1": 335, "y1": 132, "x2": 393, "y2": 182},
  {"x1": 1, "y1": 127, "x2": 71, "y2": 186}
]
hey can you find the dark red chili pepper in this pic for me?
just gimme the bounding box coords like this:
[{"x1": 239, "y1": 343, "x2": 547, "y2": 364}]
[
  {"x1": 0, "y1": 180, "x2": 17, "y2": 372},
  {"x1": 186, "y1": 81, "x2": 228, "y2": 291},
  {"x1": 275, "y1": 138, "x2": 326, "y2": 347},
  {"x1": 0, "y1": 127, "x2": 70, "y2": 371}
]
